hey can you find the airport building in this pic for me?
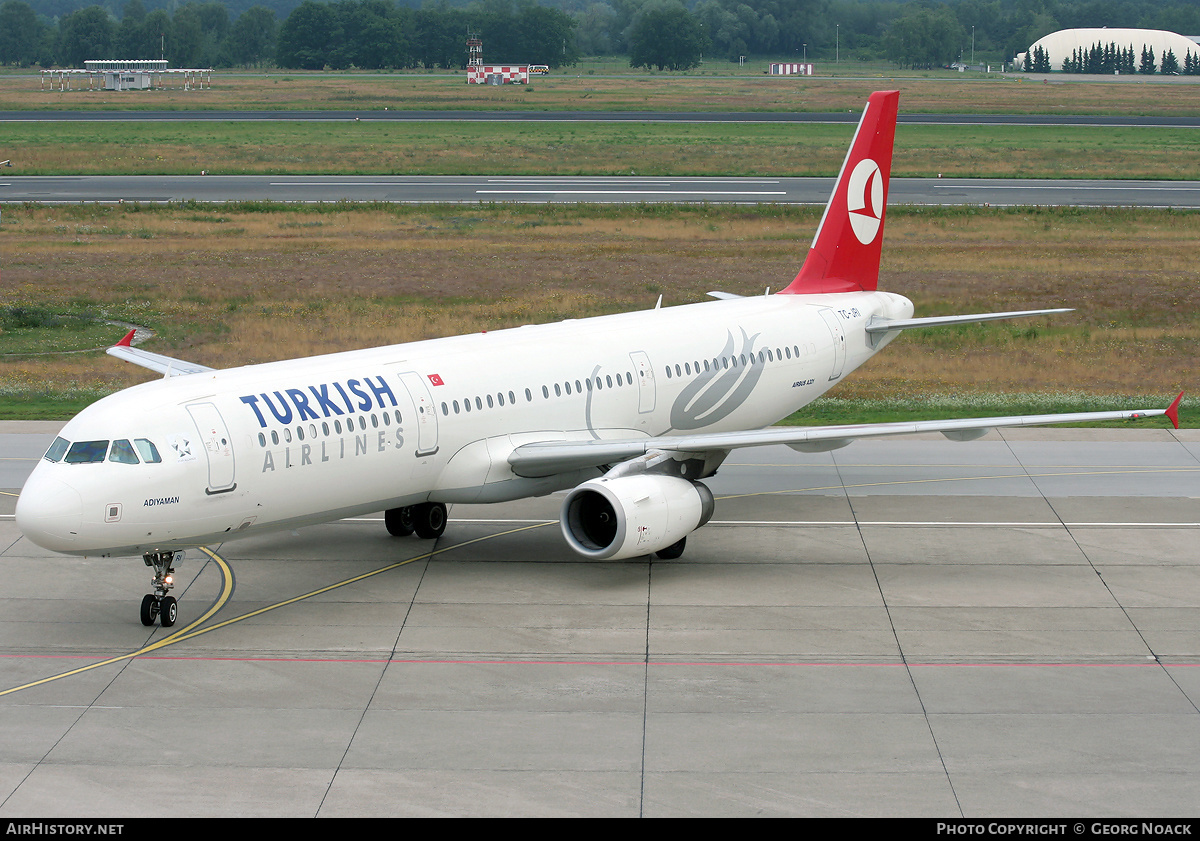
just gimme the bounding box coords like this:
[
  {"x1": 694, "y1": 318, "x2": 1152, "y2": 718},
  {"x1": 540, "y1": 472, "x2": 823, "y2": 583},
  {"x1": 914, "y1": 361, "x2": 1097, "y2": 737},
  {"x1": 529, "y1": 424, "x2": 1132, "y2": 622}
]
[
  {"x1": 1015, "y1": 28, "x2": 1200, "y2": 71},
  {"x1": 41, "y1": 60, "x2": 212, "y2": 91}
]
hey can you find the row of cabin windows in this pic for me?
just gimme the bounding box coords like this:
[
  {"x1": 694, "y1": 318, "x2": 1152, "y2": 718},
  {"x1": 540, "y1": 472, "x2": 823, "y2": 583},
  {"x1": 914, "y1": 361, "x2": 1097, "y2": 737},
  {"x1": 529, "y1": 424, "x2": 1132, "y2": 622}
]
[
  {"x1": 256, "y1": 410, "x2": 403, "y2": 448},
  {"x1": 663, "y1": 344, "x2": 812, "y2": 380},
  {"x1": 251, "y1": 345, "x2": 806, "y2": 435},
  {"x1": 439, "y1": 343, "x2": 809, "y2": 418},
  {"x1": 441, "y1": 371, "x2": 638, "y2": 417}
]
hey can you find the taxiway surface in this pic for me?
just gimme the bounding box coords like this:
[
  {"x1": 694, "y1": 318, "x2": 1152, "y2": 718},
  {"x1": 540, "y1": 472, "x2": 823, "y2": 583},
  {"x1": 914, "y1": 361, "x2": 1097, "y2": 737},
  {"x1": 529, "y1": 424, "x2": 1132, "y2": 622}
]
[{"x1": 1, "y1": 424, "x2": 1198, "y2": 817}]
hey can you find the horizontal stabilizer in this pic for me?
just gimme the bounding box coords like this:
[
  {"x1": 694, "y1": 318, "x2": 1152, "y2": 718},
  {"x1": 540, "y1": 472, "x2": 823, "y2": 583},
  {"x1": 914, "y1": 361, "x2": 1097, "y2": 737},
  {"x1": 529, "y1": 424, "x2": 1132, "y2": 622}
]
[{"x1": 865, "y1": 309, "x2": 1074, "y2": 334}]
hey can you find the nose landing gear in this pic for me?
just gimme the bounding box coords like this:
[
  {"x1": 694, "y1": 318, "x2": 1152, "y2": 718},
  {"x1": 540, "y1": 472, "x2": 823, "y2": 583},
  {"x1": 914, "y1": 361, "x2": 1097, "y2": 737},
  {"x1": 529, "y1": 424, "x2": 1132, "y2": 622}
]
[{"x1": 140, "y1": 550, "x2": 183, "y2": 627}]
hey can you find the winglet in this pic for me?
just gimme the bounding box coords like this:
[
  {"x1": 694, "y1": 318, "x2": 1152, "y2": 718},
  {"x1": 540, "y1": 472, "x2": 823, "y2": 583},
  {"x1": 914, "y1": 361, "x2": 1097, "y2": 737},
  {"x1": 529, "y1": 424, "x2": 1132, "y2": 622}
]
[
  {"x1": 780, "y1": 90, "x2": 900, "y2": 295},
  {"x1": 106, "y1": 331, "x2": 216, "y2": 377},
  {"x1": 1166, "y1": 391, "x2": 1183, "y2": 430}
]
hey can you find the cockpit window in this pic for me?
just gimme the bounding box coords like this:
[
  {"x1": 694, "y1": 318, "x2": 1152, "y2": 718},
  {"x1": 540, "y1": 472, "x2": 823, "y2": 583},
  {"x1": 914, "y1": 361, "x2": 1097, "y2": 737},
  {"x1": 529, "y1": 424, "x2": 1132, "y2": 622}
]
[
  {"x1": 134, "y1": 438, "x2": 162, "y2": 464},
  {"x1": 64, "y1": 440, "x2": 109, "y2": 464},
  {"x1": 44, "y1": 437, "x2": 70, "y2": 463},
  {"x1": 109, "y1": 439, "x2": 139, "y2": 464}
]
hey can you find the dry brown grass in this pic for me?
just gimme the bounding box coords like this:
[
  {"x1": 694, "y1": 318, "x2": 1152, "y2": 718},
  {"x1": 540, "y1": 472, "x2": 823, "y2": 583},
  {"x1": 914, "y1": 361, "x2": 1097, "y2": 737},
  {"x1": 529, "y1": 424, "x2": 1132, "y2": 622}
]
[
  {"x1": 2, "y1": 204, "x2": 1195, "y2": 402},
  {"x1": 12, "y1": 72, "x2": 1200, "y2": 117}
]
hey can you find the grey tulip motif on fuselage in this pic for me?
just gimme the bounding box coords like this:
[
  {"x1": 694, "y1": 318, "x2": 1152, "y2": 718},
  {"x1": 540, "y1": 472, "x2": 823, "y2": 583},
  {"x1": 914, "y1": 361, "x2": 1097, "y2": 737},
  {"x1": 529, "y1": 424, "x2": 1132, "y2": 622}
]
[{"x1": 669, "y1": 328, "x2": 763, "y2": 431}]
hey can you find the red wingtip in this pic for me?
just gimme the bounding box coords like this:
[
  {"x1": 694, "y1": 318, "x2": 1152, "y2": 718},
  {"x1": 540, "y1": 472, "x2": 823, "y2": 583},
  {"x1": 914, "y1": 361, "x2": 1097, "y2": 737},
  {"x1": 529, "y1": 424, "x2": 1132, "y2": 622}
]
[
  {"x1": 1165, "y1": 391, "x2": 1183, "y2": 430},
  {"x1": 116, "y1": 328, "x2": 136, "y2": 348}
]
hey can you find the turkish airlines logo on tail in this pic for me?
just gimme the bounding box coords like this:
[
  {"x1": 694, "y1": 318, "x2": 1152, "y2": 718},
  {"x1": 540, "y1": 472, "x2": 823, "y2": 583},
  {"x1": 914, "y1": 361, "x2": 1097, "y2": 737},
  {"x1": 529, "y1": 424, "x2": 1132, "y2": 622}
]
[{"x1": 846, "y1": 158, "x2": 884, "y2": 245}]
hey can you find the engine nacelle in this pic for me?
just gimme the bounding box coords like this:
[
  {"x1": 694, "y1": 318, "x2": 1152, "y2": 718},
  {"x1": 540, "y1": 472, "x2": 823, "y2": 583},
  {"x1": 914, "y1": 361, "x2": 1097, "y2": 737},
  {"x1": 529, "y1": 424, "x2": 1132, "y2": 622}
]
[{"x1": 561, "y1": 474, "x2": 715, "y2": 560}]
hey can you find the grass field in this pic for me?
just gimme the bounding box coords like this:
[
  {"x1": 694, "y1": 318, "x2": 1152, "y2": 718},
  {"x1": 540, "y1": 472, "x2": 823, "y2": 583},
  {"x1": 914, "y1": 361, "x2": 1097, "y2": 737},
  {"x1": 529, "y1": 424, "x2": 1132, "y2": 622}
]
[
  {"x1": 2, "y1": 70, "x2": 1195, "y2": 425},
  {"x1": 13, "y1": 67, "x2": 1200, "y2": 116},
  {"x1": 4, "y1": 120, "x2": 1198, "y2": 179},
  {"x1": 7, "y1": 69, "x2": 1200, "y2": 179},
  {"x1": 1, "y1": 202, "x2": 1193, "y2": 425}
]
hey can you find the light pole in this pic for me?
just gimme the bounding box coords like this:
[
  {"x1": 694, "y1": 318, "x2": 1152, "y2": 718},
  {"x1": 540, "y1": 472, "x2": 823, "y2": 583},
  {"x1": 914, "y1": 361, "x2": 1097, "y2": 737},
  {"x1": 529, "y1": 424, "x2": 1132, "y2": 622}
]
[
  {"x1": 836, "y1": 25, "x2": 839, "y2": 64},
  {"x1": 972, "y1": 26, "x2": 975, "y2": 66}
]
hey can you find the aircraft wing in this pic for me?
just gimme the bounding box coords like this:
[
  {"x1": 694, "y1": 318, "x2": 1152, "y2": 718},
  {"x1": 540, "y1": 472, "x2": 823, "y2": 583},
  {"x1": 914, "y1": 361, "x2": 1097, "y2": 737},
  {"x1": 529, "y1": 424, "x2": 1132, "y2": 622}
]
[
  {"x1": 105, "y1": 329, "x2": 215, "y2": 377},
  {"x1": 508, "y1": 394, "x2": 1183, "y2": 478}
]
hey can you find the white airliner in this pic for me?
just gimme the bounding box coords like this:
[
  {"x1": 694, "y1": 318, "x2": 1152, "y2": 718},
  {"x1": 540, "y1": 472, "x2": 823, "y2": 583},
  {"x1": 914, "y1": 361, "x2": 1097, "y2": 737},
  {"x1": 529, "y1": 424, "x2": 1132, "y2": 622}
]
[{"x1": 16, "y1": 91, "x2": 1181, "y2": 628}]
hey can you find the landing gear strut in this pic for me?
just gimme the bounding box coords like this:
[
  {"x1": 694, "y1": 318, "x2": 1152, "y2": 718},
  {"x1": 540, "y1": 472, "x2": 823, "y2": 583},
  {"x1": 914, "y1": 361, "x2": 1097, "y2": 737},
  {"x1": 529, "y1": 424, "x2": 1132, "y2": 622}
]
[
  {"x1": 385, "y1": 503, "x2": 447, "y2": 540},
  {"x1": 140, "y1": 550, "x2": 183, "y2": 628}
]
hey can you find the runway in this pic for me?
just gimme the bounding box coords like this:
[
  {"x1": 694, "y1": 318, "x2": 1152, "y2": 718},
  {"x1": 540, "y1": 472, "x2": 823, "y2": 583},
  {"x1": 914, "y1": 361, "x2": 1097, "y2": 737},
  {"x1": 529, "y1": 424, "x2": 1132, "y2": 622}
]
[
  {"x1": 2, "y1": 423, "x2": 1198, "y2": 816},
  {"x1": 3, "y1": 109, "x2": 1198, "y2": 127},
  {"x1": 4, "y1": 175, "x2": 1199, "y2": 207}
]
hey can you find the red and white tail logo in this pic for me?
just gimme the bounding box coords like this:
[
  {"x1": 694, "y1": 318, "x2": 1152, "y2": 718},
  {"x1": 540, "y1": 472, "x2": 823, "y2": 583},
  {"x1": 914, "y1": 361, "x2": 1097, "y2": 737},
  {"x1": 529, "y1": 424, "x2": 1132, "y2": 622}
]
[
  {"x1": 780, "y1": 90, "x2": 899, "y2": 295},
  {"x1": 847, "y1": 158, "x2": 884, "y2": 244}
]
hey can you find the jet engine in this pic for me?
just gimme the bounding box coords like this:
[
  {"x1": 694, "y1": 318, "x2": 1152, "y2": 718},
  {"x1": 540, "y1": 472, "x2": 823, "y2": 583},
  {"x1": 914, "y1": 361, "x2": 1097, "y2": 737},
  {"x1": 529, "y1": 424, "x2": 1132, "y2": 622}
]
[{"x1": 561, "y1": 474, "x2": 715, "y2": 560}]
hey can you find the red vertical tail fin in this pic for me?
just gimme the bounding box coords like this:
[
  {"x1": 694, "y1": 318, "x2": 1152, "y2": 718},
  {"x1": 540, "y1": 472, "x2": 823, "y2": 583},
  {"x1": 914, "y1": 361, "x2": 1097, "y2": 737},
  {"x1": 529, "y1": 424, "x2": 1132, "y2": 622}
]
[{"x1": 779, "y1": 90, "x2": 899, "y2": 295}]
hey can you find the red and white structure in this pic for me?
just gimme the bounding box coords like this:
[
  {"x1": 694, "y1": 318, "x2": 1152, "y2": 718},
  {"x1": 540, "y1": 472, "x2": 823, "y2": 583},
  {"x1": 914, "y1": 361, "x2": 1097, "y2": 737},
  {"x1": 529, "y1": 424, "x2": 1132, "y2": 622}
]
[
  {"x1": 769, "y1": 62, "x2": 815, "y2": 76},
  {"x1": 467, "y1": 65, "x2": 530, "y2": 85}
]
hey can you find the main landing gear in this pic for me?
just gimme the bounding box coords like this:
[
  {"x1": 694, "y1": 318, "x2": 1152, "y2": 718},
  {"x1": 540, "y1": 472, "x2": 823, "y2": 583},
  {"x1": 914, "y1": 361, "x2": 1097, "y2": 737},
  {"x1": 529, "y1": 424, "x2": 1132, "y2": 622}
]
[
  {"x1": 140, "y1": 550, "x2": 183, "y2": 628},
  {"x1": 385, "y1": 502, "x2": 447, "y2": 540},
  {"x1": 655, "y1": 537, "x2": 686, "y2": 560}
]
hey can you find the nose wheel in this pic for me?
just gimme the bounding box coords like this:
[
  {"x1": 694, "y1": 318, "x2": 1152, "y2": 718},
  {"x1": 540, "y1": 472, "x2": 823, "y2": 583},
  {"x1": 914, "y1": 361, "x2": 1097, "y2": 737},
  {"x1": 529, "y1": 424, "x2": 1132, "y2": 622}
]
[{"x1": 140, "y1": 551, "x2": 183, "y2": 627}]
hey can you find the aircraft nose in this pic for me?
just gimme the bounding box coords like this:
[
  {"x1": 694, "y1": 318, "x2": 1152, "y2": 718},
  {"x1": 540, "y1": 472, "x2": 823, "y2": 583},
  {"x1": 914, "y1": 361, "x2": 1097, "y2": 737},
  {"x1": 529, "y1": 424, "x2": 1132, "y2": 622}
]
[{"x1": 15, "y1": 472, "x2": 83, "y2": 552}]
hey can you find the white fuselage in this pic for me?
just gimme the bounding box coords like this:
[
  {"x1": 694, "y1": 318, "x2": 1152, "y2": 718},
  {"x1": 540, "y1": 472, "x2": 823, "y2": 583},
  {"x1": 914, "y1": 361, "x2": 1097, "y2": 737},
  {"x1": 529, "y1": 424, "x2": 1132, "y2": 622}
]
[{"x1": 16, "y1": 290, "x2": 913, "y2": 556}]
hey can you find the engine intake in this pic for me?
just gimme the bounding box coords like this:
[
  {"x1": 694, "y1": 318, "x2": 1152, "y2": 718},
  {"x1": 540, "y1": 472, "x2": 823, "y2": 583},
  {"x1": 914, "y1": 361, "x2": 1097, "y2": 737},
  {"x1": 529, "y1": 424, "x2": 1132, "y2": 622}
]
[{"x1": 561, "y1": 474, "x2": 714, "y2": 560}]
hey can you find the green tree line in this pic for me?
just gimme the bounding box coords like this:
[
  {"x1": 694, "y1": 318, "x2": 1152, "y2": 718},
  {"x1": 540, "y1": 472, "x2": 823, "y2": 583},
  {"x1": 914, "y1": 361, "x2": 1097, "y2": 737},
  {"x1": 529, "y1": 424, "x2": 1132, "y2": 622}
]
[
  {"x1": 3, "y1": 0, "x2": 1200, "y2": 71},
  {"x1": 1, "y1": 0, "x2": 579, "y2": 69}
]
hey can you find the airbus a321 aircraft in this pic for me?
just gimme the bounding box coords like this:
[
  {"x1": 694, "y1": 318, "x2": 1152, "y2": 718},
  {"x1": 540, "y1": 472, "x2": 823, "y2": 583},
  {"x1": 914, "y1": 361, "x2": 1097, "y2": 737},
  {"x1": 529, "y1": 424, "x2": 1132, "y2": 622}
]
[{"x1": 17, "y1": 91, "x2": 1182, "y2": 628}]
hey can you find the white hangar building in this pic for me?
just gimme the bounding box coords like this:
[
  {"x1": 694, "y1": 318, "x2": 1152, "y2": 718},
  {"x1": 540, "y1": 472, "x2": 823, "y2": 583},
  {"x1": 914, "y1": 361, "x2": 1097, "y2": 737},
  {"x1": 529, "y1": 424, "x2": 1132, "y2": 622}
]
[{"x1": 1016, "y1": 27, "x2": 1199, "y2": 69}]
